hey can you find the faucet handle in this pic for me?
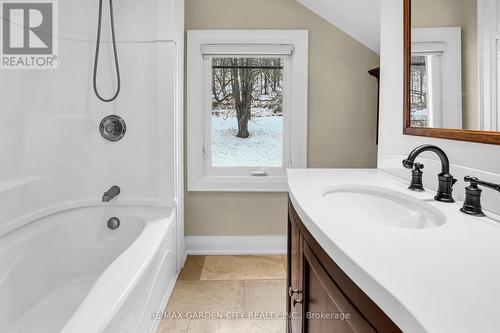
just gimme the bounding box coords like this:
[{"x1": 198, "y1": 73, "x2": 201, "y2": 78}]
[
  {"x1": 464, "y1": 176, "x2": 478, "y2": 186},
  {"x1": 413, "y1": 162, "x2": 424, "y2": 170},
  {"x1": 461, "y1": 176, "x2": 486, "y2": 217},
  {"x1": 464, "y1": 176, "x2": 500, "y2": 192},
  {"x1": 408, "y1": 162, "x2": 425, "y2": 192},
  {"x1": 402, "y1": 159, "x2": 414, "y2": 169},
  {"x1": 461, "y1": 176, "x2": 500, "y2": 217}
]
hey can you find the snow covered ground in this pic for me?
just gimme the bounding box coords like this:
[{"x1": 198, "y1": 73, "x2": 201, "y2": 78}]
[{"x1": 212, "y1": 115, "x2": 283, "y2": 167}]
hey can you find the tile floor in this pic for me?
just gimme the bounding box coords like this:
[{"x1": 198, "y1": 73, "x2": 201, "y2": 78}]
[{"x1": 156, "y1": 255, "x2": 287, "y2": 333}]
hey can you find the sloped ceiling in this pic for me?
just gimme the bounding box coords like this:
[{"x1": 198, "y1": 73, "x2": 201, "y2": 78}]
[{"x1": 297, "y1": 0, "x2": 381, "y2": 54}]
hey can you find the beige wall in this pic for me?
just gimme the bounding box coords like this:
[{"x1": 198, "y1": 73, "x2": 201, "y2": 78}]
[
  {"x1": 185, "y1": 0, "x2": 380, "y2": 236},
  {"x1": 412, "y1": 0, "x2": 478, "y2": 130}
]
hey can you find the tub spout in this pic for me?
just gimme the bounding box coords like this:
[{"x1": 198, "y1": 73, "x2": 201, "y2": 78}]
[{"x1": 102, "y1": 186, "x2": 120, "y2": 203}]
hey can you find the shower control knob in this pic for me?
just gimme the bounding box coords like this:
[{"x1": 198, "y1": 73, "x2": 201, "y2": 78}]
[{"x1": 100, "y1": 115, "x2": 126, "y2": 142}]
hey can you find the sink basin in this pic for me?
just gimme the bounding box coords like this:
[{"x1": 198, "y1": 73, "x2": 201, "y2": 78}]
[{"x1": 321, "y1": 185, "x2": 447, "y2": 229}]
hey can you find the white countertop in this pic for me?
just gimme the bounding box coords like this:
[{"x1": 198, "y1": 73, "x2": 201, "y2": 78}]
[{"x1": 288, "y1": 169, "x2": 500, "y2": 333}]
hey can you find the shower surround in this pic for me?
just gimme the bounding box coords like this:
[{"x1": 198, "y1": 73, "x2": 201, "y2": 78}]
[{"x1": 0, "y1": 0, "x2": 184, "y2": 332}]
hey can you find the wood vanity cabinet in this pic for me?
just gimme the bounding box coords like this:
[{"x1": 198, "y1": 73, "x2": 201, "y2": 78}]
[{"x1": 287, "y1": 199, "x2": 402, "y2": 333}]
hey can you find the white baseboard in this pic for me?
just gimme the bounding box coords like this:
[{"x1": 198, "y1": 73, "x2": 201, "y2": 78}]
[{"x1": 185, "y1": 236, "x2": 287, "y2": 255}]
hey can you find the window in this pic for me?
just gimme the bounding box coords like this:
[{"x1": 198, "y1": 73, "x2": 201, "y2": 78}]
[
  {"x1": 411, "y1": 27, "x2": 462, "y2": 129},
  {"x1": 187, "y1": 30, "x2": 308, "y2": 191},
  {"x1": 410, "y1": 55, "x2": 429, "y2": 127},
  {"x1": 410, "y1": 53, "x2": 443, "y2": 128},
  {"x1": 211, "y1": 57, "x2": 284, "y2": 168}
]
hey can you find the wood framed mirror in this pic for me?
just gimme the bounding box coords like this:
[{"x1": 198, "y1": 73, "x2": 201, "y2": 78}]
[{"x1": 404, "y1": 0, "x2": 500, "y2": 145}]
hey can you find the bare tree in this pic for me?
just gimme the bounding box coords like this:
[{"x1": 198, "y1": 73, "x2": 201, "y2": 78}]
[
  {"x1": 230, "y1": 58, "x2": 255, "y2": 138},
  {"x1": 212, "y1": 58, "x2": 232, "y2": 110},
  {"x1": 211, "y1": 57, "x2": 283, "y2": 138}
]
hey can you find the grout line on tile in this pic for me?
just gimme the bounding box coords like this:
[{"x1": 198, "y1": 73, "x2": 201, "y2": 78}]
[
  {"x1": 243, "y1": 280, "x2": 247, "y2": 314},
  {"x1": 199, "y1": 256, "x2": 206, "y2": 281}
]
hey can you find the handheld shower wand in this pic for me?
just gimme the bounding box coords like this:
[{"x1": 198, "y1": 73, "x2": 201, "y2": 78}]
[{"x1": 93, "y1": 0, "x2": 121, "y2": 102}]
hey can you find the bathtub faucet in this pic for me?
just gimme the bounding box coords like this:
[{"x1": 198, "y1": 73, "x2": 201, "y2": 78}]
[{"x1": 102, "y1": 186, "x2": 121, "y2": 203}]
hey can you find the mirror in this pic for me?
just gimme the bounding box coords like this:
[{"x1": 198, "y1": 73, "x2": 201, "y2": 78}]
[{"x1": 404, "y1": 0, "x2": 500, "y2": 144}]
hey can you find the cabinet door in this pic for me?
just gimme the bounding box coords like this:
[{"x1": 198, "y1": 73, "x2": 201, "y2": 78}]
[
  {"x1": 288, "y1": 215, "x2": 303, "y2": 333},
  {"x1": 303, "y1": 243, "x2": 376, "y2": 333}
]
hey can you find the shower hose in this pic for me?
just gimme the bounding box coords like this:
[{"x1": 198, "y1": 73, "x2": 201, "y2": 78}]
[{"x1": 93, "y1": 0, "x2": 121, "y2": 102}]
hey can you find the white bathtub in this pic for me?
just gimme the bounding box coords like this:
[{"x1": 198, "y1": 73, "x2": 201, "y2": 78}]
[{"x1": 0, "y1": 206, "x2": 177, "y2": 333}]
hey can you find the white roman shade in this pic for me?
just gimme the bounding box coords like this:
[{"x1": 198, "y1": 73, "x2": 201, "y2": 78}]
[{"x1": 201, "y1": 44, "x2": 294, "y2": 56}]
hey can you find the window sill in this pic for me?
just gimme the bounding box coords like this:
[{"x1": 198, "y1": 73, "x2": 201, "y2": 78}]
[{"x1": 188, "y1": 175, "x2": 288, "y2": 192}]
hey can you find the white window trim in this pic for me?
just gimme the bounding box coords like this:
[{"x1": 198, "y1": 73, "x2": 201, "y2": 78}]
[
  {"x1": 412, "y1": 27, "x2": 463, "y2": 129},
  {"x1": 478, "y1": 0, "x2": 500, "y2": 131},
  {"x1": 187, "y1": 30, "x2": 308, "y2": 192}
]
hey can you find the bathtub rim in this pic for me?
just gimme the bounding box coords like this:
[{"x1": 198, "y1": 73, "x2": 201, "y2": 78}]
[
  {"x1": 60, "y1": 205, "x2": 176, "y2": 333},
  {"x1": 0, "y1": 198, "x2": 169, "y2": 239}
]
